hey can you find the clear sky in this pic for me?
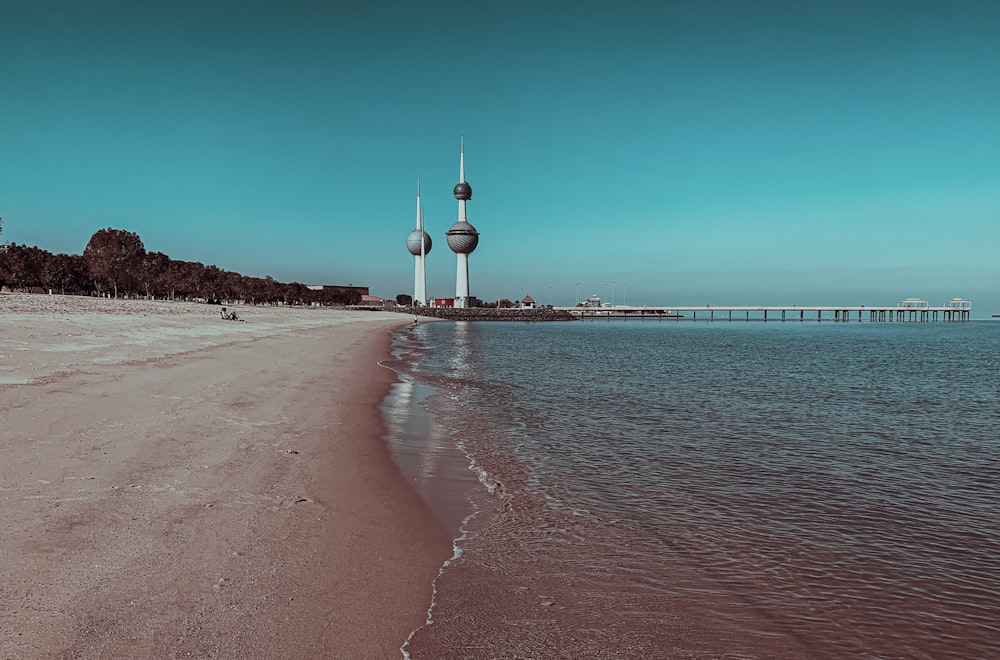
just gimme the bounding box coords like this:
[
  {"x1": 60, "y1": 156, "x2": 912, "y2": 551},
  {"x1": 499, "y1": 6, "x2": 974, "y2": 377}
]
[{"x1": 2, "y1": 0, "x2": 998, "y2": 314}]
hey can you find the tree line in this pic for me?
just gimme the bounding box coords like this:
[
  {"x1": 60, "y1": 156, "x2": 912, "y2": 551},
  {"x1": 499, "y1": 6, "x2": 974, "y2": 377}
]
[{"x1": 0, "y1": 227, "x2": 362, "y2": 306}]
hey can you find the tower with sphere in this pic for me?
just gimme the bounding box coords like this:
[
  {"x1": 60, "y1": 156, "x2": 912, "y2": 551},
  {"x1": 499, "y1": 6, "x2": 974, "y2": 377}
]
[
  {"x1": 405, "y1": 179, "x2": 432, "y2": 306},
  {"x1": 446, "y1": 137, "x2": 479, "y2": 308}
]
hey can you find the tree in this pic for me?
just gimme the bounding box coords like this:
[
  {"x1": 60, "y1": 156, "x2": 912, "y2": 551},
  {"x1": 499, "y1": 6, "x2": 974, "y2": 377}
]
[
  {"x1": 218, "y1": 270, "x2": 243, "y2": 303},
  {"x1": 197, "y1": 264, "x2": 223, "y2": 301},
  {"x1": 285, "y1": 282, "x2": 309, "y2": 306},
  {"x1": 0, "y1": 243, "x2": 7, "y2": 292},
  {"x1": 163, "y1": 260, "x2": 196, "y2": 300},
  {"x1": 241, "y1": 275, "x2": 264, "y2": 305},
  {"x1": 83, "y1": 228, "x2": 146, "y2": 298},
  {"x1": 341, "y1": 288, "x2": 362, "y2": 306},
  {"x1": 0, "y1": 244, "x2": 45, "y2": 291},
  {"x1": 262, "y1": 276, "x2": 283, "y2": 305},
  {"x1": 137, "y1": 251, "x2": 171, "y2": 299},
  {"x1": 41, "y1": 253, "x2": 87, "y2": 295}
]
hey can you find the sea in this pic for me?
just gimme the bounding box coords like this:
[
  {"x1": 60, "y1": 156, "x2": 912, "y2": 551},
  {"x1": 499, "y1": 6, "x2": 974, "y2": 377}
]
[{"x1": 380, "y1": 319, "x2": 1000, "y2": 659}]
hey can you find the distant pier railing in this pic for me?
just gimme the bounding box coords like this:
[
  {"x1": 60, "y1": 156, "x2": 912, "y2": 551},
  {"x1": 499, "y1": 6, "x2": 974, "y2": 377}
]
[{"x1": 555, "y1": 303, "x2": 972, "y2": 322}]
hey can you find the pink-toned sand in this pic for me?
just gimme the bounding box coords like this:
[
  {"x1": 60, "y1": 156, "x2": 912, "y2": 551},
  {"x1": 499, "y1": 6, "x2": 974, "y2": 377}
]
[{"x1": 0, "y1": 293, "x2": 451, "y2": 658}]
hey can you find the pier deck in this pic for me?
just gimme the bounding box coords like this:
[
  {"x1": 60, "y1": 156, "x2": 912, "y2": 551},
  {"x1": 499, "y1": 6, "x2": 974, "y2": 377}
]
[{"x1": 556, "y1": 305, "x2": 971, "y2": 322}]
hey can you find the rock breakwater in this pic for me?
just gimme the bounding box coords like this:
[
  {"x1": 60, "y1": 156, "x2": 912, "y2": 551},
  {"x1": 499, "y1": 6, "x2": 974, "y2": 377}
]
[{"x1": 397, "y1": 307, "x2": 576, "y2": 322}]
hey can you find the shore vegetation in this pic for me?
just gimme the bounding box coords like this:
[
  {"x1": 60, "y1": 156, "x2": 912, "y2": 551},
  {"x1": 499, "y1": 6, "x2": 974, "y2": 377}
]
[{"x1": 0, "y1": 226, "x2": 360, "y2": 306}]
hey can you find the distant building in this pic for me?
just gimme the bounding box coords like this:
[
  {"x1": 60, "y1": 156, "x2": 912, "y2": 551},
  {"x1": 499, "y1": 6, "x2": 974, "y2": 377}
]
[
  {"x1": 898, "y1": 297, "x2": 929, "y2": 309},
  {"x1": 307, "y1": 284, "x2": 370, "y2": 297},
  {"x1": 359, "y1": 294, "x2": 395, "y2": 309},
  {"x1": 433, "y1": 298, "x2": 455, "y2": 308},
  {"x1": 521, "y1": 295, "x2": 536, "y2": 309}
]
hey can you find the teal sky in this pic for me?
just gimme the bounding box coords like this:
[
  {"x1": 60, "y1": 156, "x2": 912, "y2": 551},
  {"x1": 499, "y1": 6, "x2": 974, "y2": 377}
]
[{"x1": 2, "y1": 0, "x2": 998, "y2": 314}]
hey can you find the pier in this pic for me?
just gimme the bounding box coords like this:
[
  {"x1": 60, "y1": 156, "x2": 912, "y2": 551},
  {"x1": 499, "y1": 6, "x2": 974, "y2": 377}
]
[{"x1": 556, "y1": 299, "x2": 971, "y2": 322}]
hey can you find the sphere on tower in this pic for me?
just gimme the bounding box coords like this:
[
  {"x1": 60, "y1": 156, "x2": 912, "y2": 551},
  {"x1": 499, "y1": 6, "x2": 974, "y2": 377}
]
[
  {"x1": 446, "y1": 220, "x2": 479, "y2": 254},
  {"x1": 453, "y1": 182, "x2": 472, "y2": 200},
  {"x1": 406, "y1": 229, "x2": 432, "y2": 256}
]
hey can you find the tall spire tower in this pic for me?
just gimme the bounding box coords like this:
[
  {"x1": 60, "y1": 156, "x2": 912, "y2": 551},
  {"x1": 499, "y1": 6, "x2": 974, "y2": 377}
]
[
  {"x1": 446, "y1": 136, "x2": 480, "y2": 308},
  {"x1": 405, "y1": 178, "x2": 432, "y2": 306}
]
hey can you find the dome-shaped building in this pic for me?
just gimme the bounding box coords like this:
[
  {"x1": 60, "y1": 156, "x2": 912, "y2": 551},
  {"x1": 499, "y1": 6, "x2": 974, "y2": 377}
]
[
  {"x1": 406, "y1": 228, "x2": 432, "y2": 256},
  {"x1": 446, "y1": 220, "x2": 478, "y2": 255},
  {"x1": 453, "y1": 181, "x2": 472, "y2": 201}
]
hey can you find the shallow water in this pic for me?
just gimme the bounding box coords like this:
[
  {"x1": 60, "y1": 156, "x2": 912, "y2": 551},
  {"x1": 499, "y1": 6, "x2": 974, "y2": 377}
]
[{"x1": 385, "y1": 320, "x2": 1000, "y2": 658}]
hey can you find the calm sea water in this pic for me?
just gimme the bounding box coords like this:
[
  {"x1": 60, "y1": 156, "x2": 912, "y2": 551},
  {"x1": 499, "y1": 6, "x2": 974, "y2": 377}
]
[{"x1": 383, "y1": 320, "x2": 1000, "y2": 659}]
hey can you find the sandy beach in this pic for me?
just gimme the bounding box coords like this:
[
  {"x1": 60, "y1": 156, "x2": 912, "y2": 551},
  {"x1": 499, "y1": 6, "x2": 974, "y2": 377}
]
[{"x1": 0, "y1": 293, "x2": 452, "y2": 658}]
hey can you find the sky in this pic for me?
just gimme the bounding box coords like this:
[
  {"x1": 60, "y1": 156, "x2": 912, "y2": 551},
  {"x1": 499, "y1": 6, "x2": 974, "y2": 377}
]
[{"x1": 2, "y1": 0, "x2": 998, "y2": 315}]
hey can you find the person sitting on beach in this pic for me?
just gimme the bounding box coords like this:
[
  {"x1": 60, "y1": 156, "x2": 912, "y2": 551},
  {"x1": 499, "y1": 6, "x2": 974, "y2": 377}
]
[{"x1": 220, "y1": 307, "x2": 240, "y2": 321}]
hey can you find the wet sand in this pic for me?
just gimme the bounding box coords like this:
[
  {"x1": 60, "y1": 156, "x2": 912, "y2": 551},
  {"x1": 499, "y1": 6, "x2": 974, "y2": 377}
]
[{"x1": 0, "y1": 293, "x2": 452, "y2": 658}]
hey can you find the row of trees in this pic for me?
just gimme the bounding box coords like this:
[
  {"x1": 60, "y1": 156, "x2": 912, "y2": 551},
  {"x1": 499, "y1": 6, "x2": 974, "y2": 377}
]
[{"x1": 0, "y1": 227, "x2": 362, "y2": 306}]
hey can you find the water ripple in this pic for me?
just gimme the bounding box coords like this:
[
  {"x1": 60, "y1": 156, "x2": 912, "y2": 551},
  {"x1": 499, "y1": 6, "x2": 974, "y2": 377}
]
[{"x1": 404, "y1": 321, "x2": 1000, "y2": 658}]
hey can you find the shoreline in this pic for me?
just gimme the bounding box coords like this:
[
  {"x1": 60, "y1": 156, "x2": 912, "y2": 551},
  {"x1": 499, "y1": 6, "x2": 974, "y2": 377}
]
[
  {"x1": 0, "y1": 293, "x2": 453, "y2": 657},
  {"x1": 375, "y1": 319, "x2": 818, "y2": 658},
  {"x1": 379, "y1": 324, "x2": 487, "y2": 535}
]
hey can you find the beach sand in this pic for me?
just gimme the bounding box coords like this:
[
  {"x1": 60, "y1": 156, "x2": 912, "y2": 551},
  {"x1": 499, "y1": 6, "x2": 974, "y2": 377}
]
[{"x1": 0, "y1": 293, "x2": 451, "y2": 658}]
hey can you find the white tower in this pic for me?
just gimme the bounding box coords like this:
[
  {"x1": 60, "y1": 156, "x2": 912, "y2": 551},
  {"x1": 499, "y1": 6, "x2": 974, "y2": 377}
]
[
  {"x1": 405, "y1": 178, "x2": 432, "y2": 306},
  {"x1": 446, "y1": 137, "x2": 479, "y2": 308}
]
